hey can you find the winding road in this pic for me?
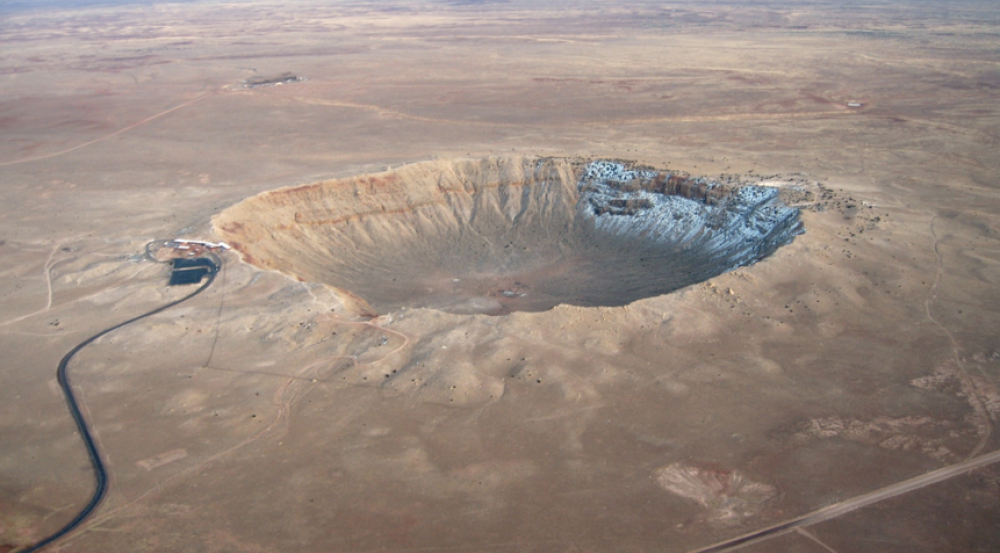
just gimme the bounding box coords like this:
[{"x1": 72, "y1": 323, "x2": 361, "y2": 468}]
[
  {"x1": 22, "y1": 255, "x2": 219, "y2": 553},
  {"x1": 18, "y1": 241, "x2": 998, "y2": 552}
]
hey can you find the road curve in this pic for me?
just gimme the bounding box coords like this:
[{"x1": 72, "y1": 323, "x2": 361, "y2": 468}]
[
  {"x1": 688, "y1": 448, "x2": 1000, "y2": 552},
  {"x1": 22, "y1": 255, "x2": 219, "y2": 553}
]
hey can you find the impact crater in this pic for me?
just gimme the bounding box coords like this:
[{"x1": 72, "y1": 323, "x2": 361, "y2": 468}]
[{"x1": 214, "y1": 157, "x2": 802, "y2": 315}]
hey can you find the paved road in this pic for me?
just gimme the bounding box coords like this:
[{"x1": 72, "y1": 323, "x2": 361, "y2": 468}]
[
  {"x1": 20, "y1": 247, "x2": 998, "y2": 552},
  {"x1": 22, "y1": 256, "x2": 219, "y2": 552},
  {"x1": 689, "y1": 448, "x2": 1000, "y2": 552}
]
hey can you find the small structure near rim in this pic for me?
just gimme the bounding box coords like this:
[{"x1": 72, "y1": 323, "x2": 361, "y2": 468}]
[
  {"x1": 151, "y1": 239, "x2": 230, "y2": 259},
  {"x1": 144, "y1": 238, "x2": 226, "y2": 285},
  {"x1": 171, "y1": 239, "x2": 230, "y2": 252}
]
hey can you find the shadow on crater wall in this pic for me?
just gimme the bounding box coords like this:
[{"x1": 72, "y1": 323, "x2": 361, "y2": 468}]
[{"x1": 214, "y1": 157, "x2": 802, "y2": 315}]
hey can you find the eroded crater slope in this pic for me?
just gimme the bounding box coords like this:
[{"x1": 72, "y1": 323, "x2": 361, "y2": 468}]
[{"x1": 214, "y1": 157, "x2": 802, "y2": 315}]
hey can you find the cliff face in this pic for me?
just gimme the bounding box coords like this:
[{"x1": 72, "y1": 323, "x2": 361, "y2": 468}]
[{"x1": 213, "y1": 157, "x2": 802, "y2": 315}]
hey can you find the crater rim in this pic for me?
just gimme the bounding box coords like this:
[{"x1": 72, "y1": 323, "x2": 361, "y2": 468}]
[{"x1": 213, "y1": 156, "x2": 804, "y2": 316}]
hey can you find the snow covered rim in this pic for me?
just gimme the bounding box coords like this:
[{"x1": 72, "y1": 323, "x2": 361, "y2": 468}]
[{"x1": 578, "y1": 160, "x2": 804, "y2": 272}]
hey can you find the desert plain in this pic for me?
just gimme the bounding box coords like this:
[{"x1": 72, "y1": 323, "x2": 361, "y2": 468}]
[{"x1": 1, "y1": 0, "x2": 1000, "y2": 551}]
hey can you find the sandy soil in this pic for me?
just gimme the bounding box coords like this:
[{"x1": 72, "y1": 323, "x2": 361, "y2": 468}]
[{"x1": 1, "y1": 1, "x2": 999, "y2": 551}]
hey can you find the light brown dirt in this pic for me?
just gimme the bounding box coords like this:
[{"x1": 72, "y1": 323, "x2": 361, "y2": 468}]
[{"x1": 1, "y1": 1, "x2": 999, "y2": 552}]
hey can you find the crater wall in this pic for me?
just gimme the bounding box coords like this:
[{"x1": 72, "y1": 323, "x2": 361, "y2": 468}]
[{"x1": 213, "y1": 157, "x2": 802, "y2": 315}]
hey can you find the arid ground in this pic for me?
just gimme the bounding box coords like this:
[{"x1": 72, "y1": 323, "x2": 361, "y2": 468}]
[{"x1": 2, "y1": 1, "x2": 1000, "y2": 551}]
